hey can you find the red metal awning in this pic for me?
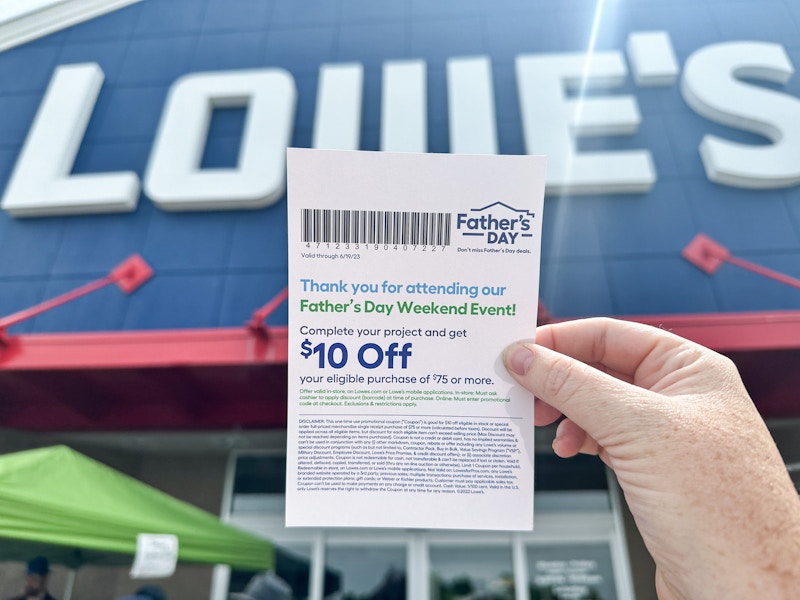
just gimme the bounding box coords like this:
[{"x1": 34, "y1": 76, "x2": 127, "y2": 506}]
[
  {"x1": 0, "y1": 311, "x2": 798, "y2": 432},
  {"x1": 0, "y1": 327, "x2": 288, "y2": 431},
  {"x1": 630, "y1": 310, "x2": 800, "y2": 352}
]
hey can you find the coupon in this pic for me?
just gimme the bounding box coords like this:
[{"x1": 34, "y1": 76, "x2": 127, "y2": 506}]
[{"x1": 286, "y1": 148, "x2": 546, "y2": 530}]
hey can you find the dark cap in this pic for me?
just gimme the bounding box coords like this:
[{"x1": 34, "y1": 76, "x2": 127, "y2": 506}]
[
  {"x1": 26, "y1": 556, "x2": 49, "y2": 576},
  {"x1": 135, "y1": 585, "x2": 166, "y2": 600}
]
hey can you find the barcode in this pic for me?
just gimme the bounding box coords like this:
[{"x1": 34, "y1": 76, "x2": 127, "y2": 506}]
[{"x1": 301, "y1": 209, "x2": 452, "y2": 246}]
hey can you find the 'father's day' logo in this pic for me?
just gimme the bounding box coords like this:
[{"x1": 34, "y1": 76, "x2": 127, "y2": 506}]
[{"x1": 456, "y1": 202, "x2": 535, "y2": 246}]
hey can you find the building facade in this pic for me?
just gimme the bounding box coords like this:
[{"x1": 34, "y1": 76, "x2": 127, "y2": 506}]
[{"x1": 0, "y1": 0, "x2": 799, "y2": 598}]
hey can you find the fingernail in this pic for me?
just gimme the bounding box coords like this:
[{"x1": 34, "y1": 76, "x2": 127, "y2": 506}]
[
  {"x1": 554, "y1": 418, "x2": 566, "y2": 442},
  {"x1": 552, "y1": 419, "x2": 567, "y2": 455},
  {"x1": 505, "y1": 344, "x2": 534, "y2": 376}
]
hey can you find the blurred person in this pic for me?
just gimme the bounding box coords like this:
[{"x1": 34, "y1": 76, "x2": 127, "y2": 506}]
[
  {"x1": 6, "y1": 557, "x2": 58, "y2": 600},
  {"x1": 229, "y1": 572, "x2": 291, "y2": 600},
  {"x1": 503, "y1": 317, "x2": 800, "y2": 598}
]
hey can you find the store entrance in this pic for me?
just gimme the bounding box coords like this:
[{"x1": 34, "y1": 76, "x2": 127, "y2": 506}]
[{"x1": 212, "y1": 452, "x2": 635, "y2": 600}]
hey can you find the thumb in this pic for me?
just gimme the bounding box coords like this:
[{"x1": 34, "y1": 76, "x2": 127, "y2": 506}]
[{"x1": 504, "y1": 342, "x2": 655, "y2": 440}]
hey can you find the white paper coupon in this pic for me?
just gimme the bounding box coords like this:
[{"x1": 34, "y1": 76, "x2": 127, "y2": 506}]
[
  {"x1": 130, "y1": 533, "x2": 178, "y2": 579},
  {"x1": 286, "y1": 148, "x2": 546, "y2": 531}
]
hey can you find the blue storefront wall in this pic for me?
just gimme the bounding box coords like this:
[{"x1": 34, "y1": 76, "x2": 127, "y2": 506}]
[{"x1": 0, "y1": 0, "x2": 799, "y2": 334}]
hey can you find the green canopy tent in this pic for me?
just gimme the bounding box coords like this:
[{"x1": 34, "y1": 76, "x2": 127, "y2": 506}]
[{"x1": 0, "y1": 445, "x2": 274, "y2": 596}]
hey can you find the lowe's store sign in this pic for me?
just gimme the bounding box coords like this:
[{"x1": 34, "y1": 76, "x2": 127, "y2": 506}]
[
  {"x1": 0, "y1": 0, "x2": 799, "y2": 330},
  {"x1": 3, "y1": 36, "x2": 800, "y2": 216}
]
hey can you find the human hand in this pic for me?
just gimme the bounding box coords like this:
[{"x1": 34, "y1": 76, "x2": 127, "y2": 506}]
[{"x1": 503, "y1": 317, "x2": 800, "y2": 599}]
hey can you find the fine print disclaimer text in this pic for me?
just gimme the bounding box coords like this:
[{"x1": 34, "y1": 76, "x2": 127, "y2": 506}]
[{"x1": 296, "y1": 417, "x2": 522, "y2": 494}]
